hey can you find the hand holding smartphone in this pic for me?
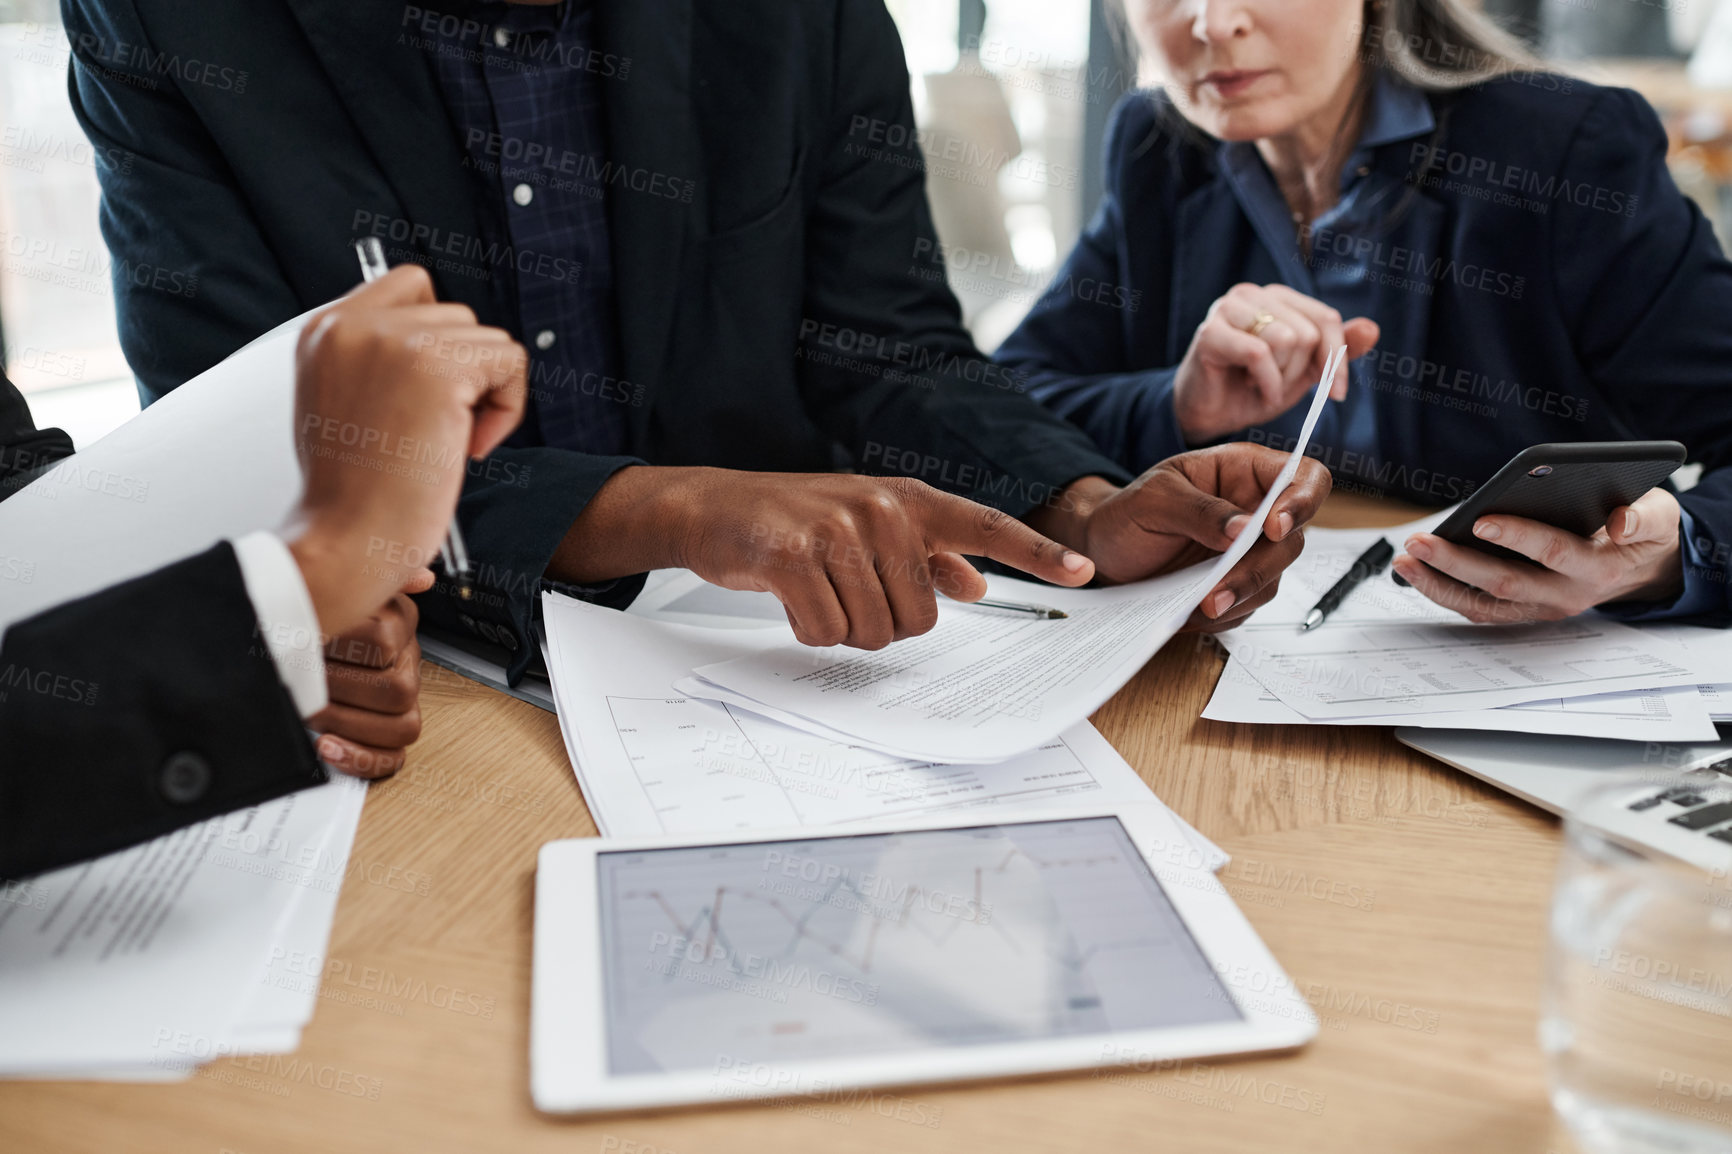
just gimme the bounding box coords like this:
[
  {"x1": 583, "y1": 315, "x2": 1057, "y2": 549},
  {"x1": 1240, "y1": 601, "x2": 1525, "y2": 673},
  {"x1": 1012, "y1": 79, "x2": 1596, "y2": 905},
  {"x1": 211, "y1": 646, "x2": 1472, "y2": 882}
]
[{"x1": 1393, "y1": 441, "x2": 1686, "y2": 587}]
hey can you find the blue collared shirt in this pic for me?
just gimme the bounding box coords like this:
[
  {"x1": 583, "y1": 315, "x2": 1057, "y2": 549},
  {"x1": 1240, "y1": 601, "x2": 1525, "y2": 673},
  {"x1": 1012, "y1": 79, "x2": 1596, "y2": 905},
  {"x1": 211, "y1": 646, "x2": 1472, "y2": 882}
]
[
  {"x1": 1218, "y1": 71, "x2": 1436, "y2": 387},
  {"x1": 1217, "y1": 73, "x2": 1715, "y2": 619},
  {"x1": 428, "y1": 0, "x2": 627, "y2": 456}
]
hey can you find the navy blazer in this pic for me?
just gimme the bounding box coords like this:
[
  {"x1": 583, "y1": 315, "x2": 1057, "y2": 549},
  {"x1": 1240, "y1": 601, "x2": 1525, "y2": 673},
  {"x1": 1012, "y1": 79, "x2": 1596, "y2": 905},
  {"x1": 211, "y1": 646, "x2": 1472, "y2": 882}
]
[
  {"x1": 62, "y1": 0, "x2": 1126, "y2": 681},
  {"x1": 998, "y1": 76, "x2": 1732, "y2": 621}
]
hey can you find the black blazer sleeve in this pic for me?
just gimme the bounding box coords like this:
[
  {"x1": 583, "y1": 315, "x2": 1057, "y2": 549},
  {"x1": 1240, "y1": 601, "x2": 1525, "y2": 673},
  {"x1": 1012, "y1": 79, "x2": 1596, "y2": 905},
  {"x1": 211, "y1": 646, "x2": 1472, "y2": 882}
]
[
  {"x1": 60, "y1": 0, "x2": 638, "y2": 680},
  {"x1": 61, "y1": 0, "x2": 301, "y2": 401},
  {"x1": 0, "y1": 542, "x2": 327, "y2": 880},
  {"x1": 792, "y1": 0, "x2": 1130, "y2": 512},
  {"x1": 0, "y1": 370, "x2": 73, "y2": 496}
]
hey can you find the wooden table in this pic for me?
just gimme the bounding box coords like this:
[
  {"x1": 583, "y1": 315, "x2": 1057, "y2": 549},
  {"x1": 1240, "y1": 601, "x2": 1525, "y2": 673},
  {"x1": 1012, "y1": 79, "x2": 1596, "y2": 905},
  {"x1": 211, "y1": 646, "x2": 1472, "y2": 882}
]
[{"x1": 0, "y1": 495, "x2": 1587, "y2": 1153}]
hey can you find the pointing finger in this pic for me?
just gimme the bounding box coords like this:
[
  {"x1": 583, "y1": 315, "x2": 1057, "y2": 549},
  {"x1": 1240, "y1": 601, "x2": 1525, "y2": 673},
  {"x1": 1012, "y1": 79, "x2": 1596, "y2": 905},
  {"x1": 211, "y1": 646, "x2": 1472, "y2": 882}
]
[{"x1": 916, "y1": 487, "x2": 1094, "y2": 588}]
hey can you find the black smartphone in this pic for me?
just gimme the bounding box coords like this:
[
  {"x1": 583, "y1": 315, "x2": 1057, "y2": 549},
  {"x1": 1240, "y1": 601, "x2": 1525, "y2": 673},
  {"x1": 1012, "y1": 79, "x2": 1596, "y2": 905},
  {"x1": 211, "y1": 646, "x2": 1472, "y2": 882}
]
[{"x1": 1393, "y1": 440, "x2": 1687, "y2": 585}]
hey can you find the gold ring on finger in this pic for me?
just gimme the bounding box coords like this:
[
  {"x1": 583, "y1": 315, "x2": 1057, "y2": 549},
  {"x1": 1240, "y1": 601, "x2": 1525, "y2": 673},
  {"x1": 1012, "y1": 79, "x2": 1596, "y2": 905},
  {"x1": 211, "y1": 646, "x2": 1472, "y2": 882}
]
[{"x1": 1246, "y1": 311, "x2": 1276, "y2": 337}]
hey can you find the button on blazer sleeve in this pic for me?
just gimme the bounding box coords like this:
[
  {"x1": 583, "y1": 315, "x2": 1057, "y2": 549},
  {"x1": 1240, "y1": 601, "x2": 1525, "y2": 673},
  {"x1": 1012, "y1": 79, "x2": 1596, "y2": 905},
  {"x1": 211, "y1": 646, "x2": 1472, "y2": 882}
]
[{"x1": 0, "y1": 543, "x2": 327, "y2": 881}]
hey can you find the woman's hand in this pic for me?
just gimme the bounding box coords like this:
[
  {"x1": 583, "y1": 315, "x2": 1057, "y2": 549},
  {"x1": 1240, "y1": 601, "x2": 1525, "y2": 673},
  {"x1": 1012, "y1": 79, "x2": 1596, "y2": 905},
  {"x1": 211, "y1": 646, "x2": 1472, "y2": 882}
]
[
  {"x1": 1174, "y1": 282, "x2": 1379, "y2": 444},
  {"x1": 1390, "y1": 488, "x2": 1686, "y2": 623}
]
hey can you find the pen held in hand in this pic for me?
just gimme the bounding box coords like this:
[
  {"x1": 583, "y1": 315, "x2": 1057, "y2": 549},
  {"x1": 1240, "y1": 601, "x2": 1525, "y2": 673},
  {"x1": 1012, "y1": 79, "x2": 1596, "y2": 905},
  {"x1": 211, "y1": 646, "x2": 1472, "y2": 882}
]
[
  {"x1": 352, "y1": 238, "x2": 475, "y2": 601},
  {"x1": 1300, "y1": 537, "x2": 1394, "y2": 631},
  {"x1": 966, "y1": 598, "x2": 1068, "y2": 620}
]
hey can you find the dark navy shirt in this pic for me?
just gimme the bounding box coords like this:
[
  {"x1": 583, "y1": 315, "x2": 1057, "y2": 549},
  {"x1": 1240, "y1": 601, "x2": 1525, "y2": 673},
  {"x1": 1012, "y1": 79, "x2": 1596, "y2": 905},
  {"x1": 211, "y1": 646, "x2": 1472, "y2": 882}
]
[{"x1": 429, "y1": 0, "x2": 628, "y2": 456}]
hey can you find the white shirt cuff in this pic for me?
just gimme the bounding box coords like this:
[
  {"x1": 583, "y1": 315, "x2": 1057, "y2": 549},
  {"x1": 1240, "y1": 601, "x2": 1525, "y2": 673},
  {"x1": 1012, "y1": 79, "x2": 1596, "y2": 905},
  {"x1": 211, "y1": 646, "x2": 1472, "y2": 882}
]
[{"x1": 232, "y1": 530, "x2": 328, "y2": 718}]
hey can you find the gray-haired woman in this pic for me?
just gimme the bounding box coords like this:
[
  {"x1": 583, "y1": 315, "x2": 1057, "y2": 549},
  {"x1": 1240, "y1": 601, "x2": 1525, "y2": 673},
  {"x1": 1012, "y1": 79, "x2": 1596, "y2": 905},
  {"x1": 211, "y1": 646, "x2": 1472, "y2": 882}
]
[{"x1": 998, "y1": 0, "x2": 1732, "y2": 628}]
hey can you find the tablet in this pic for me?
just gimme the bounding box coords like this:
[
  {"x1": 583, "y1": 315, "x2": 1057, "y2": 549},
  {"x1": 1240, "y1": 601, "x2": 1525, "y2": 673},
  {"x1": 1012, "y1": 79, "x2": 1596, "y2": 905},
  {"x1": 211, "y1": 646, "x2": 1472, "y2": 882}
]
[{"x1": 531, "y1": 805, "x2": 1317, "y2": 1113}]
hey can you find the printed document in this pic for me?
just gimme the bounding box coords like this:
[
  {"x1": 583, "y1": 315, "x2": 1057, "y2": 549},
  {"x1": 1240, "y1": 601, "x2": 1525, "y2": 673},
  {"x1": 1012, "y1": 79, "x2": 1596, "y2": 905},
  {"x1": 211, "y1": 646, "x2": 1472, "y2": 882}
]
[
  {"x1": 682, "y1": 362, "x2": 1342, "y2": 763},
  {"x1": 1211, "y1": 523, "x2": 1732, "y2": 722},
  {"x1": 0, "y1": 776, "x2": 363, "y2": 1074},
  {"x1": 540, "y1": 592, "x2": 1226, "y2": 870},
  {"x1": 1203, "y1": 657, "x2": 1722, "y2": 740}
]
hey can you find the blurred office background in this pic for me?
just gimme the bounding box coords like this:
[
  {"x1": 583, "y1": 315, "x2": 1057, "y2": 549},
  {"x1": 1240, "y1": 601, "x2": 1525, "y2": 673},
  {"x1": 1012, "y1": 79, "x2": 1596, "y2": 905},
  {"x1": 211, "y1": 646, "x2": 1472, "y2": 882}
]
[{"x1": 0, "y1": 0, "x2": 1728, "y2": 448}]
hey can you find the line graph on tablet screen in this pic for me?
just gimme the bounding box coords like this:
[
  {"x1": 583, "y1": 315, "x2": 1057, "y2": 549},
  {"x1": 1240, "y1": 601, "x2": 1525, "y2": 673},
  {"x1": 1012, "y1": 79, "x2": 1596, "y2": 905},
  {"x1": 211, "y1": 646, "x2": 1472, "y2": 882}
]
[
  {"x1": 597, "y1": 818, "x2": 1239, "y2": 1074},
  {"x1": 622, "y1": 843, "x2": 1159, "y2": 976}
]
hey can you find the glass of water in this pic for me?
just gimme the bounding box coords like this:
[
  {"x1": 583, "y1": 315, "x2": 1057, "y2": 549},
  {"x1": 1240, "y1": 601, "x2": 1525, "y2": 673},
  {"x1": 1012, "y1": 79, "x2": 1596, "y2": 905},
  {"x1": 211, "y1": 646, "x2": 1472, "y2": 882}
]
[{"x1": 1542, "y1": 771, "x2": 1732, "y2": 1154}]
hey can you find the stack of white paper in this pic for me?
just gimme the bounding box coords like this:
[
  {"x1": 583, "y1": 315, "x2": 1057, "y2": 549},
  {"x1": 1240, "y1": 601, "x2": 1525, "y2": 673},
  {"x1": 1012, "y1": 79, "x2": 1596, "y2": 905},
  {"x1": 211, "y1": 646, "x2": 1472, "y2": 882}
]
[
  {"x1": 0, "y1": 308, "x2": 373, "y2": 1079},
  {"x1": 541, "y1": 581, "x2": 1228, "y2": 871},
  {"x1": 1202, "y1": 519, "x2": 1732, "y2": 739},
  {"x1": 0, "y1": 776, "x2": 365, "y2": 1080}
]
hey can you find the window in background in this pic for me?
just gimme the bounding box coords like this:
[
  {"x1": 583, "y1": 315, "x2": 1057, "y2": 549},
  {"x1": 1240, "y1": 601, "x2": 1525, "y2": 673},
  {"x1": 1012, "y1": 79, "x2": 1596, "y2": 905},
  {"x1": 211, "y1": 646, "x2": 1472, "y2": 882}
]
[
  {"x1": 886, "y1": 0, "x2": 1106, "y2": 352},
  {"x1": 0, "y1": 3, "x2": 138, "y2": 448},
  {"x1": 975, "y1": 0, "x2": 1093, "y2": 275},
  {"x1": 884, "y1": 0, "x2": 959, "y2": 80}
]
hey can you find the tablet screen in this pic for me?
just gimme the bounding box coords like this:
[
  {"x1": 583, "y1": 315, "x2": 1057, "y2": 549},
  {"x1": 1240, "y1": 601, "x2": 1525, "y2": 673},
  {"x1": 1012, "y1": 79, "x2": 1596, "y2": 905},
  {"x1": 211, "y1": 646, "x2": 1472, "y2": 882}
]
[{"x1": 596, "y1": 816, "x2": 1238, "y2": 1076}]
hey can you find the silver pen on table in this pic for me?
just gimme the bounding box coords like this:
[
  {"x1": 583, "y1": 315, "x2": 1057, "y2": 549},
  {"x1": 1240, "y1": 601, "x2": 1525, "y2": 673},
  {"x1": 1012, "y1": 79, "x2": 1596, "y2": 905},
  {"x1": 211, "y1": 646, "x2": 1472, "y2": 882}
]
[
  {"x1": 352, "y1": 237, "x2": 474, "y2": 601},
  {"x1": 968, "y1": 598, "x2": 1068, "y2": 620}
]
